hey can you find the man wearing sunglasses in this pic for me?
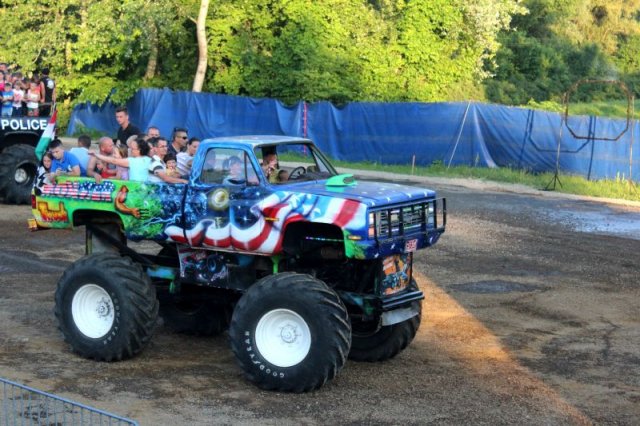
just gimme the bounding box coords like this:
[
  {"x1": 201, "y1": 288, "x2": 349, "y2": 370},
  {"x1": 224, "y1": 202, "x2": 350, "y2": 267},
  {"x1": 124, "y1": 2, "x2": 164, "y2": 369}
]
[
  {"x1": 168, "y1": 127, "x2": 188, "y2": 156},
  {"x1": 148, "y1": 137, "x2": 188, "y2": 184}
]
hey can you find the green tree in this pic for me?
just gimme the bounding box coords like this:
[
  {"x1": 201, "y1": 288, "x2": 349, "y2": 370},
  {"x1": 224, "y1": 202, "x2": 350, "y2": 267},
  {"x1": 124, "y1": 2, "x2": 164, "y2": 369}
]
[
  {"x1": 0, "y1": 0, "x2": 526, "y2": 114},
  {"x1": 551, "y1": 0, "x2": 640, "y2": 54},
  {"x1": 207, "y1": 0, "x2": 522, "y2": 103},
  {"x1": 0, "y1": 0, "x2": 197, "y2": 105},
  {"x1": 484, "y1": 0, "x2": 619, "y2": 105}
]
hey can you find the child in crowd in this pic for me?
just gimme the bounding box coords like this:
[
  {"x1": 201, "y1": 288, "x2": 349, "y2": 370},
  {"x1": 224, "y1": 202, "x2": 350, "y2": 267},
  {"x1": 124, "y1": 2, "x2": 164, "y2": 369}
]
[
  {"x1": 164, "y1": 153, "x2": 180, "y2": 178},
  {"x1": 12, "y1": 80, "x2": 24, "y2": 116},
  {"x1": 2, "y1": 82, "x2": 13, "y2": 116},
  {"x1": 25, "y1": 79, "x2": 40, "y2": 116},
  {"x1": 35, "y1": 152, "x2": 53, "y2": 189},
  {"x1": 114, "y1": 145, "x2": 129, "y2": 180},
  {"x1": 93, "y1": 159, "x2": 111, "y2": 179}
]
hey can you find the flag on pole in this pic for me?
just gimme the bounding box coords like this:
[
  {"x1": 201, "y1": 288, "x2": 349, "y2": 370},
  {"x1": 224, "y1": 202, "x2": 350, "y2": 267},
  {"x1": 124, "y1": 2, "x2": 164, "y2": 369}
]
[{"x1": 35, "y1": 109, "x2": 57, "y2": 161}]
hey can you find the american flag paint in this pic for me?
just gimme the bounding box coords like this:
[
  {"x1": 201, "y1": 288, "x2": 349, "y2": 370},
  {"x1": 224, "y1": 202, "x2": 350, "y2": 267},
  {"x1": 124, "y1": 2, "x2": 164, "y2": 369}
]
[
  {"x1": 165, "y1": 190, "x2": 367, "y2": 256},
  {"x1": 41, "y1": 181, "x2": 115, "y2": 202}
]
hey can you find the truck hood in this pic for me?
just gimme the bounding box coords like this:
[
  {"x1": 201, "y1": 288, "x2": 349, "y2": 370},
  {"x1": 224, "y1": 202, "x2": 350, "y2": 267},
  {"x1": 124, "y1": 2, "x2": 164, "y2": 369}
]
[{"x1": 281, "y1": 178, "x2": 436, "y2": 207}]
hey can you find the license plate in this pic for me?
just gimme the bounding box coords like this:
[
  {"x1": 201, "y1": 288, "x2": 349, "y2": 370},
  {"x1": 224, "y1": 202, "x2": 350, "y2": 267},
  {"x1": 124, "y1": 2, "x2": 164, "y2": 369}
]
[
  {"x1": 404, "y1": 239, "x2": 418, "y2": 252},
  {"x1": 27, "y1": 218, "x2": 38, "y2": 231}
]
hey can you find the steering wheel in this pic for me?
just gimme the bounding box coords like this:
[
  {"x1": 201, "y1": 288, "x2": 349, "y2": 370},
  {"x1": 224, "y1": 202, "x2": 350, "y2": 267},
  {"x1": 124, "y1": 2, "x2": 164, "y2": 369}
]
[
  {"x1": 224, "y1": 177, "x2": 246, "y2": 186},
  {"x1": 289, "y1": 166, "x2": 307, "y2": 180}
]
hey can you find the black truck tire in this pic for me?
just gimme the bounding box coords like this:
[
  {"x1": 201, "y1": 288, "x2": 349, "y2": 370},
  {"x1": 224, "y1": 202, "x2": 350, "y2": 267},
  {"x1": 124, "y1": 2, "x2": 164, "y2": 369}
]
[
  {"x1": 0, "y1": 144, "x2": 38, "y2": 204},
  {"x1": 54, "y1": 253, "x2": 159, "y2": 361},
  {"x1": 229, "y1": 272, "x2": 351, "y2": 392},
  {"x1": 349, "y1": 280, "x2": 422, "y2": 362}
]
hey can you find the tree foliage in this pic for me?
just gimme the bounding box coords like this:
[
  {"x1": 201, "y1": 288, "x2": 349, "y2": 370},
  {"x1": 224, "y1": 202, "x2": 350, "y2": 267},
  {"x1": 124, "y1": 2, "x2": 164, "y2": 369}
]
[
  {"x1": 485, "y1": 0, "x2": 640, "y2": 105},
  {"x1": 207, "y1": 0, "x2": 522, "y2": 103},
  {"x1": 0, "y1": 0, "x2": 199, "y2": 104},
  {"x1": 1, "y1": 0, "x2": 638, "y2": 115}
]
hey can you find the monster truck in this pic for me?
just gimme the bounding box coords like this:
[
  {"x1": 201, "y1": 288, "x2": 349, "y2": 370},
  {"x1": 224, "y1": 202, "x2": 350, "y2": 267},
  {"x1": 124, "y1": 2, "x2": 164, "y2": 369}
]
[
  {"x1": 30, "y1": 136, "x2": 446, "y2": 392},
  {"x1": 0, "y1": 115, "x2": 52, "y2": 204}
]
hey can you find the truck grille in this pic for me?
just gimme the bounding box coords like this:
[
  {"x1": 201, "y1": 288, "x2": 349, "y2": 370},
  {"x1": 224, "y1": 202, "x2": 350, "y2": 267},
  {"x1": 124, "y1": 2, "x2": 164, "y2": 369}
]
[{"x1": 369, "y1": 199, "x2": 446, "y2": 240}]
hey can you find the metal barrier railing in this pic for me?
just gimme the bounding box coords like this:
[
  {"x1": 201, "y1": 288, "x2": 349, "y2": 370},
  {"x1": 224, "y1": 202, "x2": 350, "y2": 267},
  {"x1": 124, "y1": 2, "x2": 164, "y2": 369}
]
[{"x1": 1, "y1": 377, "x2": 138, "y2": 426}]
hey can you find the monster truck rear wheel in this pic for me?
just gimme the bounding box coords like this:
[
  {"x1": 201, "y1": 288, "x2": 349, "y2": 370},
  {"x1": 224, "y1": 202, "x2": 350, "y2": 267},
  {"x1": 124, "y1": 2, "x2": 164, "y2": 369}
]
[
  {"x1": 229, "y1": 272, "x2": 351, "y2": 392},
  {"x1": 349, "y1": 280, "x2": 422, "y2": 362},
  {"x1": 0, "y1": 145, "x2": 38, "y2": 204},
  {"x1": 55, "y1": 253, "x2": 159, "y2": 361}
]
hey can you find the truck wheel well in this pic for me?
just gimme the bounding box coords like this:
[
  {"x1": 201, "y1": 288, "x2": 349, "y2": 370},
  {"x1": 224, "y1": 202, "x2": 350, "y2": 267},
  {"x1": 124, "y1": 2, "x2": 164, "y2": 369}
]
[
  {"x1": 73, "y1": 210, "x2": 126, "y2": 255},
  {"x1": 72, "y1": 210, "x2": 123, "y2": 228},
  {"x1": 282, "y1": 222, "x2": 344, "y2": 260},
  {"x1": 0, "y1": 133, "x2": 40, "y2": 150}
]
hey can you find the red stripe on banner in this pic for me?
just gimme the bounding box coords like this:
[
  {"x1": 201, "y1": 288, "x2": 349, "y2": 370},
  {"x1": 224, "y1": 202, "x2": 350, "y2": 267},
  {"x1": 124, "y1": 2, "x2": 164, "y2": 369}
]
[
  {"x1": 188, "y1": 229, "x2": 207, "y2": 246},
  {"x1": 237, "y1": 202, "x2": 296, "y2": 251},
  {"x1": 261, "y1": 203, "x2": 289, "y2": 219},
  {"x1": 169, "y1": 234, "x2": 189, "y2": 244},
  {"x1": 333, "y1": 200, "x2": 360, "y2": 227},
  {"x1": 203, "y1": 236, "x2": 232, "y2": 248},
  {"x1": 234, "y1": 221, "x2": 274, "y2": 251}
]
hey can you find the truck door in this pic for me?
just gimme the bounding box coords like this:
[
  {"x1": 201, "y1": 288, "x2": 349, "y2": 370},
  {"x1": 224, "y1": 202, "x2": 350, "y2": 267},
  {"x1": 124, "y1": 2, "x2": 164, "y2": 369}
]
[{"x1": 182, "y1": 147, "x2": 260, "y2": 250}]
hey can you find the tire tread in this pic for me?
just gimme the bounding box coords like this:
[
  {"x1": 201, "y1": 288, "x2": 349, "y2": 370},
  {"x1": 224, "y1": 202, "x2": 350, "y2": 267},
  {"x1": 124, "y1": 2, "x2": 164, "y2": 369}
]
[
  {"x1": 54, "y1": 253, "x2": 158, "y2": 362},
  {"x1": 229, "y1": 273, "x2": 351, "y2": 392}
]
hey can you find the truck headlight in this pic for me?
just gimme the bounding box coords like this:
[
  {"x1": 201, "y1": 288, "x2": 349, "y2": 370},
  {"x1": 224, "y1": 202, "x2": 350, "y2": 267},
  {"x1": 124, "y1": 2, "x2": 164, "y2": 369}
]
[{"x1": 368, "y1": 212, "x2": 376, "y2": 238}]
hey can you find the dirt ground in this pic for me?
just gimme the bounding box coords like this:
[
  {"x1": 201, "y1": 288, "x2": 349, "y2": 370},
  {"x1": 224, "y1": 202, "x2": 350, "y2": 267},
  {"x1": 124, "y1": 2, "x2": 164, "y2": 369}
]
[{"x1": 0, "y1": 177, "x2": 639, "y2": 425}]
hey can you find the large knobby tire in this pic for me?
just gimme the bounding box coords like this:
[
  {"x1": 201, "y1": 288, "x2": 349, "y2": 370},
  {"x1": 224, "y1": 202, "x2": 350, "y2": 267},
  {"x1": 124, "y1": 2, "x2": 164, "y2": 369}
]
[
  {"x1": 0, "y1": 144, "x2": 38, "y2": 204},
  {"x1": 349, "y1": 280, "x2": 422, "y2": 362},
  {"x1": 54, "y1": 253, "x2": 159, "y2": 361},
  {"x1": 229, "y1": 272, "x2": 351, "y2": 392}
]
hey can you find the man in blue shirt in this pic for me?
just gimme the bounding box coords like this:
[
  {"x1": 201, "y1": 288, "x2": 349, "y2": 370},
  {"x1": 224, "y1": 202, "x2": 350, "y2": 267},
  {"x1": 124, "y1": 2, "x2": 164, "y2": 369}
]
[
  {"x1": 49, "y1": 139, "x2": 83, "y2": 181},
  {"x1": 69, "y1": 134, "x2": 91, "y2": 175}
]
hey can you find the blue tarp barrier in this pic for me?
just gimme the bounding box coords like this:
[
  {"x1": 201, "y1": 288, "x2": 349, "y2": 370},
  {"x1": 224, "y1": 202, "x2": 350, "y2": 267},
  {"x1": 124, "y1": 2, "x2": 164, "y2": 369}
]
[
  {"x1": 68, "y1": 88, "x2": 303, "y2": 141},
  {"x1": 68, "y1": 88, "x2": 640, "y2": 182}
]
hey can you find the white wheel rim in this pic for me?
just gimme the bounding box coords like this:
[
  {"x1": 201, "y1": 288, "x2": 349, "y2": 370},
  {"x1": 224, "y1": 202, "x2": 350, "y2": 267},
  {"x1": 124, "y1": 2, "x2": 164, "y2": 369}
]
[
  {"x1": 71, "y1": 284, "x2": 115, "y2": 339},
  {"x1": 255, "y1": 309, "x2": 311, "y2": 368},
  {"x1": 14, "y1": 167, "x2": 28, "y2": 184}
]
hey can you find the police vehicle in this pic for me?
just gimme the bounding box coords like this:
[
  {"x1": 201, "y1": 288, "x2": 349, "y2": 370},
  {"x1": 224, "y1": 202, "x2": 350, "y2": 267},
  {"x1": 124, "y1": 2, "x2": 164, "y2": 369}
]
[{"x1": 0, "y1": 116, "x2": 51, "y2": 204}]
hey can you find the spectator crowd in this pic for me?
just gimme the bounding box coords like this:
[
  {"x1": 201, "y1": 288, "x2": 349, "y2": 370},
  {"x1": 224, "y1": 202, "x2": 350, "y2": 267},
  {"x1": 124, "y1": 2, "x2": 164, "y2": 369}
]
[
  {"x1": 0, "y1": 62, "x2": 55, "y2": 117},
  {"x1": 37, "y1": 106, "x2": 199, "y2": 187}
]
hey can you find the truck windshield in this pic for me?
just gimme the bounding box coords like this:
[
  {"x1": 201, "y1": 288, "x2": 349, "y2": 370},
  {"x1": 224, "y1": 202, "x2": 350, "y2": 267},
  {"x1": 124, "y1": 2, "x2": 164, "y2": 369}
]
[{"x1": 255, "y1": 143, "x2": 337, "y2": 184}]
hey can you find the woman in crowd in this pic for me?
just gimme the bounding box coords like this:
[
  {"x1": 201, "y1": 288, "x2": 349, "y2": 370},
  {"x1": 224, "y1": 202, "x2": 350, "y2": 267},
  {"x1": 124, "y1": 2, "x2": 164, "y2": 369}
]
[
  {"x1": 114, "y1": 144, "x2": 129, "y2": 180},
  {"x1": 35, "y1": 152, "x2": 53, "y2": 192},
  {"x1": 90, "y1": 137, "x2": 150, "y2": 182}
]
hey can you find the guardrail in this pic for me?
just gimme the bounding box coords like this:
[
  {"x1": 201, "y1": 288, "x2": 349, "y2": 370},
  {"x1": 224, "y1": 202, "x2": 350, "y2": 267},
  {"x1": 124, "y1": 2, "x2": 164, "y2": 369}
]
[{"x1": 1, "y1": 377, "x2": 138, "y2": 425}]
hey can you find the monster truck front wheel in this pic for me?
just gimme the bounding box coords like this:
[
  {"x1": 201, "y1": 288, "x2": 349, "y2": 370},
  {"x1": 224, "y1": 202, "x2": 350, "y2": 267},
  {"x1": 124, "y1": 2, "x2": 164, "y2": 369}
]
[
  {"x1": 349, "y1": 280, "x2": 422, "y2": 362},
  {"x1": 229, "y1": 272, "x2": 351, "y2": 392},
  {"x1": 54, "y1": 253, "x2": 159, "y2": 361},
  {"x1": 0, "y1": 144, "x2": 38, "y2": 204}
]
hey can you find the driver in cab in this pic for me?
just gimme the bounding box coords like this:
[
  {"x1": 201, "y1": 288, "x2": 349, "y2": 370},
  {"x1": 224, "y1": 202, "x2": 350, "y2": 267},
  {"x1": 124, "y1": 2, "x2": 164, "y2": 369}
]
[
  {"x1": 261, "y1": 151, "x2": 289, "y2": 183},
  {"x1": 262, "y1": 152, "x2": 279, "y2": 183}
]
